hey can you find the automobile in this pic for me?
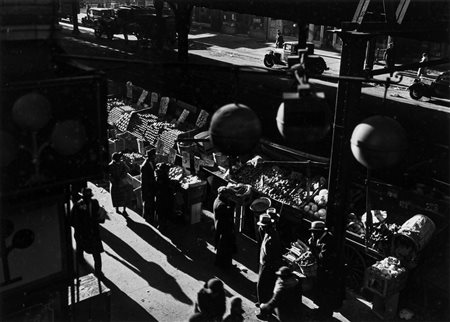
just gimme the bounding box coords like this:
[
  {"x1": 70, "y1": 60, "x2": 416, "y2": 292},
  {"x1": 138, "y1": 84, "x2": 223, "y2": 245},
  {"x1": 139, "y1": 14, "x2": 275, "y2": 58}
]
[
  {"x1": 409, "y1": 71, "x2": 450, "y2": 100},
  {"x1": 81, "y1": 7, "x2": 116, "y2": 28},
  {"x1": 263, "y1": 41, "x2": 328, "y2": 75}
]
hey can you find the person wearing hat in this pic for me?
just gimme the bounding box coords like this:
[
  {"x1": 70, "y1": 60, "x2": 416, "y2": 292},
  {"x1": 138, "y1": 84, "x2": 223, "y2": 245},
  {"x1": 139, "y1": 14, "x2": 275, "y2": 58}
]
[
  {"x1": 224, "y1": 296, "x2": 245, "y2": 322},
  {"x1": 190, "y1": 278, "x2": 226, "y2": 322},
  {"x1": 256, "y1": 213, "x2": 283, "y2": 318},
  {"x1": 70, "y1": 187, "x2": 104, "y2": 278},
  {"x1": 213, "y1": 185, "x2": 237, "y2": 269},
  {"x1": 307, "y1": 221, "x2": 340, "y2": 320},
  {"x1": 108, "y1": 152, "x2": 133, "y2": 215},
  {"x1": 140, "y1": 148, "x2": 156, "y2": 223},
  {"x1": 259, "y1": 266, "x2": 302, "y2": 322}
]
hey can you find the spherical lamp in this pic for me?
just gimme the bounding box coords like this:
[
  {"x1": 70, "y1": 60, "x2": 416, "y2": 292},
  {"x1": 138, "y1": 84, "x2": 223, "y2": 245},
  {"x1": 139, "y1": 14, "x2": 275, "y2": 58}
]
[
  {"x1": 350, "y1": 116, "x2": 407, "y2": 169},
  {"x1": 12, "y1": 92, "x2": 52, "y2": 131},
  {"x1": 276, "y1": 91, "x2": 331, "y2": 144},
  {"x1": 209, "y1": 103, "x2": 262, "y2": 156},
  {"x1": 51, "y1": 120, "x2": 87, "y2": 156}
]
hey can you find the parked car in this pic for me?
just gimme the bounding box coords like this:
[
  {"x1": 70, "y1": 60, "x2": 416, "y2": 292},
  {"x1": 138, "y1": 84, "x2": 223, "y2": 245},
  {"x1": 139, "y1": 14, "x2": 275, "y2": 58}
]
[
  {"x1": 263, "y1": 41, "x2": 328, "y2": 75},
  {"x1": 409, "y1": 71, "x2": 450, "y2": 100},
  {"x1": 81, "y1": 7, "x2": 116, "y2": 28}
]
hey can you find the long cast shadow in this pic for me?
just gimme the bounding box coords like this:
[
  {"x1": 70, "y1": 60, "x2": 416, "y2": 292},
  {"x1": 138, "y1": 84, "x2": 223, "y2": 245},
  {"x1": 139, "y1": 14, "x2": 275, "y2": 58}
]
[
  {"x1": 125, "y1": 216, "x2": 260, "y2": 302},
  {"x1": 100, "y1": 226, "x2": 193, "y2": 306}
]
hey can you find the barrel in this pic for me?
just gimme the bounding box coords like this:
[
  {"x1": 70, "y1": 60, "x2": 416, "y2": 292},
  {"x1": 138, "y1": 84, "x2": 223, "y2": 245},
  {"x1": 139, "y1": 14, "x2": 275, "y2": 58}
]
[{"x1": 395, "y1": 214, "x2": 436, "y2": 252}]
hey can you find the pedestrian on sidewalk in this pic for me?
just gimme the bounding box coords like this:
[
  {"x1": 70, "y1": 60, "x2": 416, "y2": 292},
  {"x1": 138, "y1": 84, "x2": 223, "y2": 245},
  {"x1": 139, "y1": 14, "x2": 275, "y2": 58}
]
[
  {"x1": 383, "y1": 42, "x2": 395, "y2": 77},
  {"x1": 259, "y1": 266, "x2": 303, "y2": 322},
  {"x1": 190, "y1": 278, "x2": 226, "y2": 322},
  {"x1": 224, "y1": 296, "x2": 245, "y2": 322},
  {"x1": 108, "y1": 152, "x2": 133, "y2": 216},
  {"x1": 307, "y1": 221, "x2": 342, "y2": 320},
  {"x1": 256, "y1": 214, "x2": 283, "y2": 319},
  {"x1": 140, "y1": 148, "x2": 156, "y2": 224},
  {"x1": 70, "y1": 187, "x2": 105, "y2": 278},
  {"x1": 213, "y1": 186, "x2": 237, "y2": 269},
  {"x1": 275, "y1": 30, "x2": 284, "y2": 49},
  {"x1": 417, "y1": 52, "x2": 429, "y2": 79},
  {"x1": 154, "y1": 162, "x2": 174, "y2": 230}
]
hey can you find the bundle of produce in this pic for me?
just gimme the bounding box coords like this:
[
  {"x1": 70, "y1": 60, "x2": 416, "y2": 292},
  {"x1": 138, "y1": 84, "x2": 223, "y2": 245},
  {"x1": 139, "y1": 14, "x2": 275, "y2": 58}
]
[
  {"x1": 107, "y1": 98, "x2": 127, "y2": 112},
  {"x1": 366, "y1": 223, "x2": 401, "y2": 254},
  {"x1": 297, "y1": 251, "x2": 317, "y2": 277},
  {"x1": 160, "y1": 128, "x2": 183, "y2": 154},
  {"x1": 116, "y1": 112, "x2": 133, "y2": 132},
  {"x1": 369, "y1": 256, "x2": 406, "y2": 279},
  {"x1": 226, "y1": 183, "x2": 253, "y2": 205},
  {"x1": 168, "y1": 166, "x2": 184, "y2": 181},
  {"x1": 346, "y1": 213, "x2": 365, "y2": 236},
  {"x1": 180, "y1": 175, "x2": 202, "y2": 189},
  {"x1": 122, "y1": 152, "x2": 144, "y2": 164}
]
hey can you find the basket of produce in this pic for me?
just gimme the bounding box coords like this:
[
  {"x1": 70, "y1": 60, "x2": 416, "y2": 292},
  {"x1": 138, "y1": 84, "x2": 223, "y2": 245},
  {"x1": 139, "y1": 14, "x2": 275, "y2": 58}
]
[
  {"x1": 364, "y1": 256, "x2": 407, "y2": 297},
  {"x1": 297, "y1": 251, "x2": 317, "y2": 277}
]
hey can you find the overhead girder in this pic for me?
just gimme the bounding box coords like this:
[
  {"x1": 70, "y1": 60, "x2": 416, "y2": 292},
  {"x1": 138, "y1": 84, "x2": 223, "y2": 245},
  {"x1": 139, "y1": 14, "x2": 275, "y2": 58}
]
[{"x1": 167, "y1": 0, "x2": 449, "y2": 42}]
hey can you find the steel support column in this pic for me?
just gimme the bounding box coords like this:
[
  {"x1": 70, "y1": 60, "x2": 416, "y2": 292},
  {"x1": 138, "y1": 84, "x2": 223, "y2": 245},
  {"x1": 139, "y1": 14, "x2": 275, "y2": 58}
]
[{"x1": 322, "y1": 31, "x2": 368, "y2": 312}]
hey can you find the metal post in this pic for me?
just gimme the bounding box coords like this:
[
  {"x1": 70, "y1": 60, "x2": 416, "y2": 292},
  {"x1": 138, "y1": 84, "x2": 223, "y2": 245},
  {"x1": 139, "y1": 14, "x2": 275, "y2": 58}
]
[{"x1": 323, "y1": 30, "x2": 368, "y2": 312}]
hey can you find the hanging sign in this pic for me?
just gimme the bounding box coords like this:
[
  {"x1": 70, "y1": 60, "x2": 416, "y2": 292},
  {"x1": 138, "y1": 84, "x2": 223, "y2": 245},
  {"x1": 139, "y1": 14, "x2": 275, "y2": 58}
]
[
  {"x1": 159, "y1": 96, "x2": 170, "y2": 115},
  {"x1": 195, "y1": 109, "x2": 209, "y2": 128},
  {"x1": 137, "y1": 89, "x2": 148, "y2": 106},
  {"x1": 177, "y1": 109, "x2": 190, "y2": 124},
  {"x1": 126, "y1": 81, "x2": 133, "y2": 99}
]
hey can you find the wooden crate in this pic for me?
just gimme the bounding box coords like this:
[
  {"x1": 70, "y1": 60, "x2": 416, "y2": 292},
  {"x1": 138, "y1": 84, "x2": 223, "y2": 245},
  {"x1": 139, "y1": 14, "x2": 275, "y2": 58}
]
[{"x1": 364, "y1": 267, "x2": 407, "y2": 298}]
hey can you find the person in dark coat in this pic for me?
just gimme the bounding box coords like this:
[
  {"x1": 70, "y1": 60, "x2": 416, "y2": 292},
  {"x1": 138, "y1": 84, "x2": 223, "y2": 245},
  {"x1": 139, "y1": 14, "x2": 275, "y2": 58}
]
[
  {"x1": 140, "y1": 148, "x2": 156, "y2": 223},
  {"x1": 260, "y1": 266, "x2": 302, "y2": 322},
  {"x1": 154, "y1": 162, "x2": 173, "y2": 230},
  {"x1": 71, "y1": 187, "x2": 105, "y2": 278},
  {"x1": 256, "y1": 214, "x2": 283, "y2": 319},
  {"x1": 383, "y1": 42, "x2": 395, "y2": 76},
  {"x1": 275, "y1": 30, "x2": 284, "y2": 48},
  {"x1": 224, "y1": 296, "x2": 245, "y2": 322},
  {"x1": 308, "y1": 221, "x2": 341, "y2": 320},
  {"x1": 189, "y1": 278, "x2": 226, "y2": 322},
  {"x1": 108, "y1": 152, "x2": 133, "y2": 215},
  {"x1": 213, "y1": 186, "x2": 237, "y2": 269}
]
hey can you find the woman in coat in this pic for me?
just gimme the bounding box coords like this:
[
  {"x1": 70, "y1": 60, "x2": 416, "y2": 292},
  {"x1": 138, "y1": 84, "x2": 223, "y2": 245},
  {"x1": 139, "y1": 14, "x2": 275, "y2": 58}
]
[
  {"x1": 108, "y1": 152, "x2": 133, "y2": 215},
  {"x1": 213, "y1": 186, "x2": 236, "y2": 269}
]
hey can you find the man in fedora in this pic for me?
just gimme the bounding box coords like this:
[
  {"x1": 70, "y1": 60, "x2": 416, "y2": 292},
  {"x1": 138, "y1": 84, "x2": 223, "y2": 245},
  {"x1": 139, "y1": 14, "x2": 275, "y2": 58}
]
[
  {"x1": 70, "y1": 187, "x2": 105, "y2": 278},
  {"x1": 259, "y1": 266, "x2": 302, "y2": 321},
  {"x1": 308, "y1": 221, "x2": 340, "y2": 320},
  {"x1": 256, "y1": 214, "x2": 283, "y2": 319}
]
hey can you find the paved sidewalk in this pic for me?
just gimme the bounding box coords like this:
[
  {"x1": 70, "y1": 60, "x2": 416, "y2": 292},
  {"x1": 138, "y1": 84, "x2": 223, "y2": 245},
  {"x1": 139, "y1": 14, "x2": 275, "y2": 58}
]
[{"x1": 74, "y1": 181, "x2": 388, "y2": 322}]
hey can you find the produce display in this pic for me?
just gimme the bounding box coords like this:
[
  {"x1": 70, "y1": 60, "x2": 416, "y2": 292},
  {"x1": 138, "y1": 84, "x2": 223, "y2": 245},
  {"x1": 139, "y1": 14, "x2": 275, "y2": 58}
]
[
  {"x1": 231, "y1": 163, "x2": 327, "y2": 212},
  {"x1": 347, "y1": 212, "x2": 400, "y2": 254},
  {"x1": 283, "y1": 239, "x2": 317, "y2": 277},
  {"x1": 180, "y1": 174, "x2": 202, "y2": 189},
  {"x1": 370, "y1": 256, "x2": 406, "y2": 278},
  {"x1": 168, "y1": 165, "x2": 184, "y2": 181}
]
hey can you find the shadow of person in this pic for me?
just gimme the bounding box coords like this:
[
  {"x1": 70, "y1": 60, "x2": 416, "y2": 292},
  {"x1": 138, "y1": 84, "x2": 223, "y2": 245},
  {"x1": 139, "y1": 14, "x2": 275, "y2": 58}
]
[
  {"x1": 100, "y1": 226, "x2": 193, "y2": 305},
  {"x1": 124, "y1": 216, "x2": 259, "y2": 302},
  {"x1": 124, "y1": 215, "x2": 212, "y2": 283},
  {"x1": 100, "y1": 275, "x2": 159, "y2": 322}
]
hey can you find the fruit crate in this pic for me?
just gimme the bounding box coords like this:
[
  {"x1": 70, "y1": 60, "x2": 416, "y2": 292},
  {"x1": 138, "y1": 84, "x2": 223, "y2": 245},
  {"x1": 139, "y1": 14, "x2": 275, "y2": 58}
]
[{"x1": 364, "y1": 265, "x2": 408, "y2": 298}]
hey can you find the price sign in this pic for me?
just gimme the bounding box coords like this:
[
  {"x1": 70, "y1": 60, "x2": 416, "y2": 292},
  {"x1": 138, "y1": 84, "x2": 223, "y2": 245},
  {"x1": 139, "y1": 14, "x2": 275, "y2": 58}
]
[
  {"x1": 159, "y1": 96, "x2": 170, "y2": 115},
  {"x1": 137, "y1": 89, "x2": 148, "y2": 106},
  {"x1": 177, "y1": 109, "x2": 190, "y2": 124},
  {"x1": 150, "y1": 92, "x2": 159, "y2": 109},
  {"x1": 126, "y1": 81, "x2": 133, "y2": 99},
  {"x1": 195, "y1": 109, "x2": 209, "y2": 128},
  {"x1": 156, "y1": 138, "x2": 164, "y2": 154},
  {"x1": 181, "y1": 151, "x2": 191, "y2": 169}
]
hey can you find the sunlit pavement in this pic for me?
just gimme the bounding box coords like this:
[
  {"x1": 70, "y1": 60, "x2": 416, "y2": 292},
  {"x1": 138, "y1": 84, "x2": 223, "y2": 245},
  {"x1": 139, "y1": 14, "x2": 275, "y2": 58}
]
[{"x1": 71, "y1": 181, "x2": 381, "y2": 322}]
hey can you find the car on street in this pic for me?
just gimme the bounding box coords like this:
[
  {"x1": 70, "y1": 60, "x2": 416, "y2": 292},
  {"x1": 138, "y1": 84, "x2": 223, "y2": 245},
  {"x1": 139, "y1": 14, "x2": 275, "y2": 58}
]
[
  {"x1": 81, "y1": 7, "x2": 116, "y2": 28},
  {"x1": 263, "y1": 41, "x2": 328, "y2": 74},
  {"x1": 409, "y1": 71, "x2": 450, "y2": 100}
]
